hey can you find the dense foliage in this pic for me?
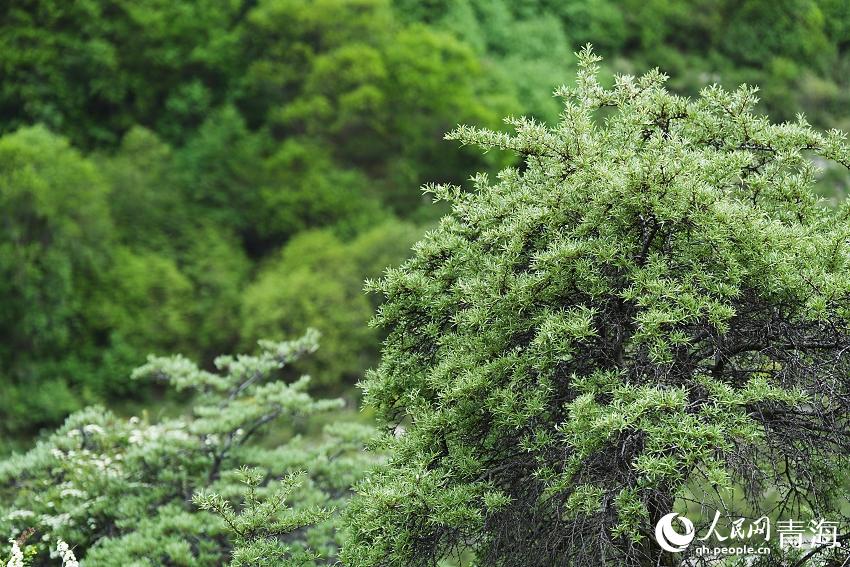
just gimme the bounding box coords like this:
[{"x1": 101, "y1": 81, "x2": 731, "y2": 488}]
[
  {"x1": 4, "y1": 0, "x2": 850, "y2": 438},
  {"x1": 0, "y1": 331, "x2": 376, "y2": 566},
  {"x1": 0, "y1": 0, "x2": 513, "y2": 438},
  {"x1": 342, "y1": 49, "x2": 850, "y2": 566},
  {"x1": 395, "y1": 0, "x2": 850, "y2": 130},
  {"x1": 4, "y1": 1, "x2": 850, "y2": 565}
]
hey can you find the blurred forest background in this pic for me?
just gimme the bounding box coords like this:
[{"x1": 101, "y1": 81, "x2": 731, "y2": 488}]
[{"x1": 3, "y1": 0, "x2": 850, "y2": 451}]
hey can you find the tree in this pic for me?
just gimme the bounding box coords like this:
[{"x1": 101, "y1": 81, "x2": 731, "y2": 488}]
[
  {"x1": 235, "y1": 0, "x2": 511, "y2": 214},
  {"x1": 342, "y1": 48, "x2": 850, "y2": 566},
  {"x1": 240, "y1": 220, "x2": 421, "y2": 389},
  {"x1": 0, "y1": 126, "x2": 113, "y2": 433},
  {"x1": 172, "y1": 106, "x2": 267, "y2": 242},
  {"x1": 252, "y1": 139, "x2": 386, "y2": 251},
  {"x1": 0, "y1": 126, "x2": 235, "y2": 437},
  {"x1": 0, "y1": 331, "x2": 376, "y2": 566},
  {"x1": 393, "y1": 0, "x2": 573, "y2": 124}
]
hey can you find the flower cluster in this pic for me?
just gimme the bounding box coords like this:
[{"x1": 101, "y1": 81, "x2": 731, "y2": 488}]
[
  {"x1": 3, "y1": 538, "x2": 79, "y2": 567},
  {"x1": 5, "y1": 539, "x2": 22, "y2": 567},
  {"x1": 56, "y1": 540, "x2": 78, "y2": 567}
]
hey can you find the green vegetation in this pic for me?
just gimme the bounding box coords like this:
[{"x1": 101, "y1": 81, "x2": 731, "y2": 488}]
[
  {"x1": 0, "y1": 331, "x2": 375, "y2": 566},
  {"x1": 5, "y1": 0, "x2": 850, "y2": 437},
  {"x1": 3, "y1": 1, "x2": 850, "y2": 565},
  {"x1": 342, "y1": 48, "x2": 850, "y2": 566},
  {"x1": 0, "y1": 0, "x2": 516, "y2": 439},
  {"x1": 240, "y1": 221, "x2": 421, "y2": 388},
  {"x1": 395, "y1": 0, "x2": 850, "y2": 128}
]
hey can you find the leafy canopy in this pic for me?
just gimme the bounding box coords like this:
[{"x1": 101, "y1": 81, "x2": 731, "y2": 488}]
[
  {"x1": 0, "y1": 126, "x2": 112, "y2": 431},
  {"x1": 240, "y1": 221, "x2": 421, "y2": 388},
  {"x1": 343, "y1": 47, "x2": 850, "y2": 566}
]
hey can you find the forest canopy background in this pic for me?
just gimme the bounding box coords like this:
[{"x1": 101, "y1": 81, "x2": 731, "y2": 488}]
[{"x1": 4, "y1": 0, "x2": 850, "y2": 443}]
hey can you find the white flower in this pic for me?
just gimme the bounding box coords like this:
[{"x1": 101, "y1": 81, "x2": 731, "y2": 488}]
[
  {"x1": 56, "y1": 540, "x2": 79, "y2": 567},
  {"x1": 41, "y1": 512, "x2": 72, "y2": 531},
  {"x1": 6, "y1": 539, "x2": 23, "y2": 567},
  {"x1": 5, "y1": 510, "x2": 34, "y2": 521}
]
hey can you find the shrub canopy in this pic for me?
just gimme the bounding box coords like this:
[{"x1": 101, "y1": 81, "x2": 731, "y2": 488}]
[
  {"x1": 0, "y1": 331, "x2": 375, "y2": 566},
  {"x1": 343, "y1": 47, "x2": 850, "y2": 566}
]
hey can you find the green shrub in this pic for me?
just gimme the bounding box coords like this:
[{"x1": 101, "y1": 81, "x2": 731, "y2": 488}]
[
  {"x1": 343, "y1": 48, "x2": 850, "y2": 566},
  {"x1": 0, "y1": 331, "x2": 377, "y2": 566}
]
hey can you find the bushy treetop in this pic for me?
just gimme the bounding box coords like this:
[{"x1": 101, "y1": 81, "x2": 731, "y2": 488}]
[{"x1": 343, "y1": 47, "x2": 850, "y2": 566}]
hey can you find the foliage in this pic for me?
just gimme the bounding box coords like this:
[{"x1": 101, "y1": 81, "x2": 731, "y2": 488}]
[
  {"x1": 395, "y1": 0, "x2": 850, "y2": 133},
  {"x1": 0, "y1": 0, "x2": 238, "y2": 147},
  {"x1": 0, "y1": 126, "x2": 252, "y2": 436},
  {"x1": 83, "y1": 247, "x2": 195, "y2": 393},
  {"x1": 194, "y1": 469, "x2": 328, "y2": 567},
  {"x1": 252, "y1": 139, "x2": 387, "y2": 250},
  {"x1": 8, "y1": 0, "x2": 850, "y2": 437},
  {"x1": 172, "y1": 106, "x2": 268, "y2": 241},
  {"x1": 0, "y1": 331, "x2": 377, "y2": 565},
  {"x1": 96, "y1": 126, "x2": 187, "y2": 252},
  {"x1": 342, "y1": 49, "x2": 850, "y2": 566},
  {"x1": 0, "y1": 114, "x2": 417, "y2": 436},
  {"x1": 4, "y1": 6, "x2": 850, "y2": 567},
  {"x1": 0, "y1": 126, "x2": 113, "y2": 432},
  {"x1": 0, "y1": 0, "x2": 510, "y2": 200},
  {"x1": 241, "y1": 220, "x2": 421, "y2": 388},
  {"x1": 393, "y1": 0, "x2": 575, "y2": 123},
  {"x1": 235, "y1": 0, "x2": 512, "y2": 214}
]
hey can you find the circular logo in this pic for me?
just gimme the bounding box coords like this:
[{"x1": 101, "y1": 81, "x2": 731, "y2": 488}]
[{"x1": 655, "y1": 512, "x2": 696, "y2": 553}]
